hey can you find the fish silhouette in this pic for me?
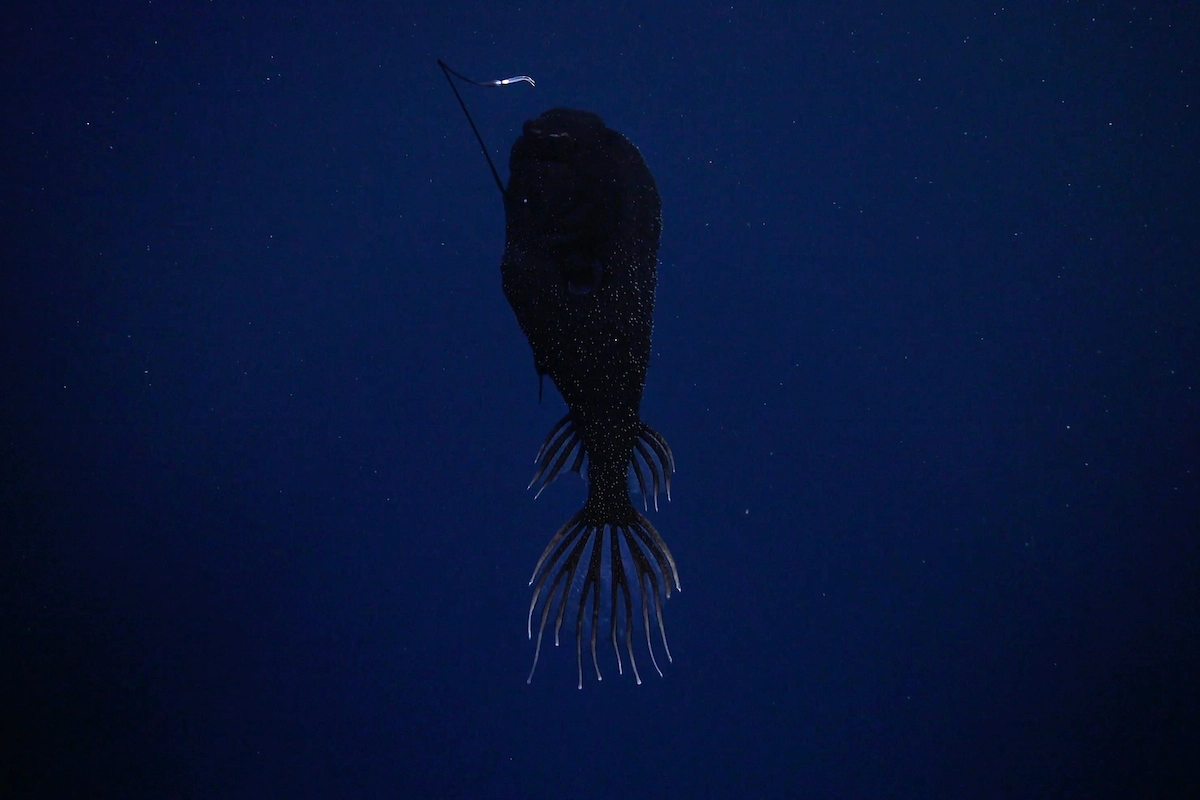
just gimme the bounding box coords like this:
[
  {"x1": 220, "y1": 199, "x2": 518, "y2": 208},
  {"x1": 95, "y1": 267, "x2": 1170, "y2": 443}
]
[{"x1": 440, "y1": 64, "x2": 679, "y2": 687}]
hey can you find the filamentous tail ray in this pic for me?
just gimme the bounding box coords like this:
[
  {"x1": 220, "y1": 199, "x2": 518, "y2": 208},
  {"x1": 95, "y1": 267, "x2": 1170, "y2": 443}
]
[{"x1": 526, "y1": 509, "x2": 679, "y2": 688}]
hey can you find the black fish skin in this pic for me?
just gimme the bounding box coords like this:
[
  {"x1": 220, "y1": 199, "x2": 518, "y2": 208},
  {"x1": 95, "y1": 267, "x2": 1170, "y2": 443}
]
[{"x1": 501, "y1": 109, "x2": 678, "y2": 685}]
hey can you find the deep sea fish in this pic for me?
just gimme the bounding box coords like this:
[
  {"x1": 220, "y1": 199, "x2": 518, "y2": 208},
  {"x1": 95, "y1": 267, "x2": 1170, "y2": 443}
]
[{"x1": 439, "y1": 62, "x2": 679, "y2": 688}]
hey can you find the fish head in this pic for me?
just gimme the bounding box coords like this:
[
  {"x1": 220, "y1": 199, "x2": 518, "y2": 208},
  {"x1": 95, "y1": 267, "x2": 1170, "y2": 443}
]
[{"x1": 506, "y1": 108, "x2": 618, "y2": 250}]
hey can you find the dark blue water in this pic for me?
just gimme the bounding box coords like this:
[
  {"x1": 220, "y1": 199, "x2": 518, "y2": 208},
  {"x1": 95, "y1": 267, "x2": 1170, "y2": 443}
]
[{"x1": 4, "y1": 2, "x2": 1197, "y2": 797}]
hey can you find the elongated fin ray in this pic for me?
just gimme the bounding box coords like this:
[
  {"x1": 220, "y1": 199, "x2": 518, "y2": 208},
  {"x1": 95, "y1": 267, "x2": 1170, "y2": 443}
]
[
  {"x1": 632, "y1": 422, "x2": 675, "y2": 508},
  {"x1": 527, "y1": 506, "x2": 678, "y2": 686},
  {"x1": 631, "y1": 455, "x2": 650, "y2": 511},
  {"x1": 633, "y1": 440, "x2": 663, "y2": 511},
  {"x1": 529, "y1": 414, "x2": 586, "y2": 497}
]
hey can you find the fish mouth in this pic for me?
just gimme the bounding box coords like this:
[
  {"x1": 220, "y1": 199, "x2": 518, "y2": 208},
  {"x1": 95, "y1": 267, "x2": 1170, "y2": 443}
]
[
  {"x1": 523, "y1": 128, "x2": 577, "y2": 163},
  {"x1": 520, "y1": 108, "x2": 605, "y2": 163}
]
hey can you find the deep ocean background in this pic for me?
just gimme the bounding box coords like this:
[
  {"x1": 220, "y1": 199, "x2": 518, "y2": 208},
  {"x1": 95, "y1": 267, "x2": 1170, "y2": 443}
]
[{"x1": 3, "y1": 1, "x2": 1198, "y2": 797}]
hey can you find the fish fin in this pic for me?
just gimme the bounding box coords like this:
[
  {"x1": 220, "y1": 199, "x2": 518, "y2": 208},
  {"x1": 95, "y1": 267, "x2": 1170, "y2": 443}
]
[
  {"x1": 632, "y1": 422, "x2": 675, "y2": 510},
  {"x1": 526, "y1": 506, "x2": 678, "y2": 687},
  {"x1": 528, "y1": 413, "x2": 585, "y2": 498}
]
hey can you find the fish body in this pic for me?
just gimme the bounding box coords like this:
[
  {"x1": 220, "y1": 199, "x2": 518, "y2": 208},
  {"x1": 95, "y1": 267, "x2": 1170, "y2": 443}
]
[{"x1": 501, "y1": 109, "x2": 678, "y2": 686}]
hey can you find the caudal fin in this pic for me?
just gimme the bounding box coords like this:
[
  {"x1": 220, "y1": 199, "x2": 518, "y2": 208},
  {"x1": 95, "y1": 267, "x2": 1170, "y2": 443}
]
[{"x1": 526, "y1": 506, "x2": 680, "y2": 688}]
